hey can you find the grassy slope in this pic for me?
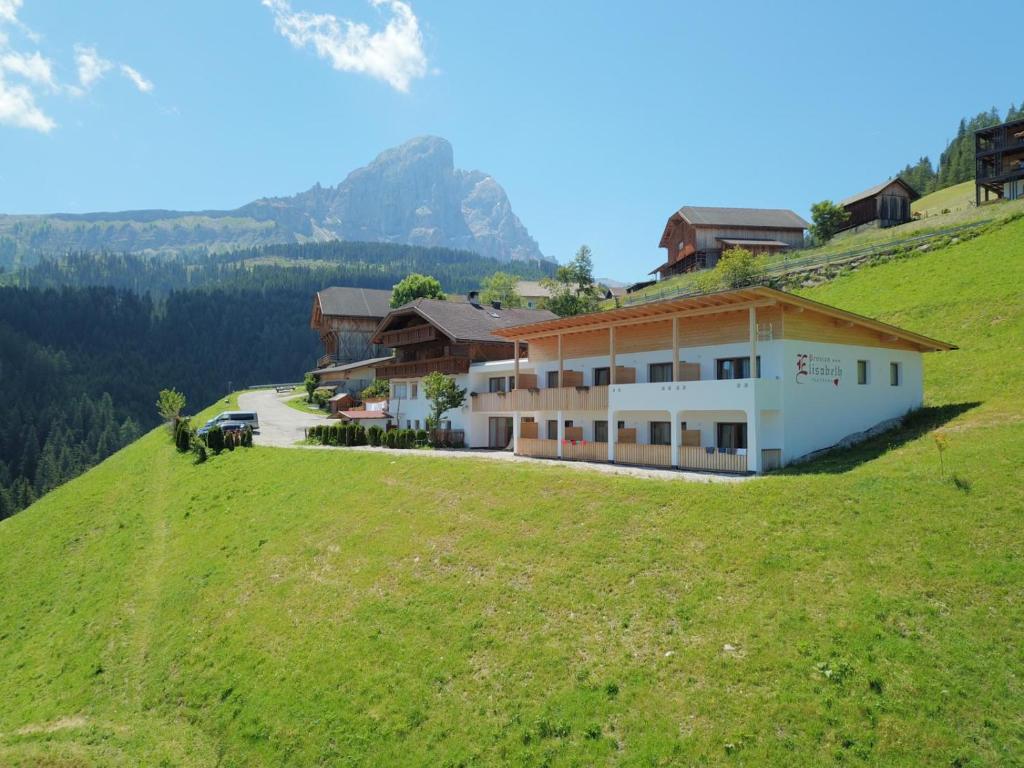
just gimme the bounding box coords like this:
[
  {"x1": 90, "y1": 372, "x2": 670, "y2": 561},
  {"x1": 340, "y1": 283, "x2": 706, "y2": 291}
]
[
  {"x1": 1, "y1": 223, "x2": 1023, "y2": 766},
  {"x1": 912, "y1": 180, "x2": 975, "y2": 217}
]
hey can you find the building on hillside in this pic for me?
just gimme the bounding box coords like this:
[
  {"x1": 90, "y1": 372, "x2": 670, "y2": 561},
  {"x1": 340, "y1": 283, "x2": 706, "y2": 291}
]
[
  {"x1": 327, "y1": 391, "x2": 356, "y2": 415},
  {"x1": 463, "y1": 286, "x2": 954, "y2": 474},
  {"x1": 335, "y1": 399, "x2": 391, "y2": 430},
  {"x1": 309, "y1": 287, "x2": 393, "y2": 368},
  {"x1": 310, "y1": 355, "x2": 395, "y2": 396},
  {"x1": 514, "y1": 280, "x2": 626, "y2": 308},
  {"x1": 370, "y1": 294, "x2": 557, "y2": 443},
  {"x1": 837, "y1": 179, "x2": 919, "y2": 233},
  {"x1": 976, "y1": 116, "x2": 1024, "y2": 204},
  {"x1": 515, "y1": 281, "x2": 552, "y2": 309},
  {"x1": 652, "y1": 206, "x2": 809, "y2": 279}
]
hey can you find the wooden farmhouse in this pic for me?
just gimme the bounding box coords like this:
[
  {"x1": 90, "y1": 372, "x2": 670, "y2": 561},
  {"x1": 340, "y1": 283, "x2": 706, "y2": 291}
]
[
  {"x1": 653, "y1": 206, "x2": 809, "y2": 279},
  {"x1": 309, "y1": 287, "x2": 393, "y2": 369},
  {"x1": 370, "y1": 293, "x2": 556, "y2": 437},
  {"x1": 837, "y1": 179, "x2": 919, "y2": 233}
]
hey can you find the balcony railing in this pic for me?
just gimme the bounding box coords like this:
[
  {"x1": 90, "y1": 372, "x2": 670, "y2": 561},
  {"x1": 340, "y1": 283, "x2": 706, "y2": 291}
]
[
  {"x1": 316, "y1": 353, "x2": 337, "y2": 369},
  {"x1": 377, "y1": 356, "x2": 470, "y2": 379},
  {"x1": 378, "y1": 324, "x2": 438, "y2": 347},
  {"x1": 615, "y1": 443, "x2": 672, "y2": 468},
  {"x1": 471, "y1": 385, "x2": 610, "y2": 412},
  {"x1": 517, "y1": 437, "x2": 559, "y2": 458},
  {"x1": 515, "y1": 439, "x2": 749, "y2": 473}
]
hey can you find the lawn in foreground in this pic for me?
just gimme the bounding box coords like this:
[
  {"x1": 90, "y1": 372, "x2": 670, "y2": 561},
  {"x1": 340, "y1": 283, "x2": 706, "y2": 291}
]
[{"x1": 0, "y1": 220, "x2": 1022, "y2": 766}]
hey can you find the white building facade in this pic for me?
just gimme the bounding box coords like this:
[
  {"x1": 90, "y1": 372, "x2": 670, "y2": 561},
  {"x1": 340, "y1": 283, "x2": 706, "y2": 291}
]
[{"x1": 465, "y1": 286, "x2": 953, "y2": 473}]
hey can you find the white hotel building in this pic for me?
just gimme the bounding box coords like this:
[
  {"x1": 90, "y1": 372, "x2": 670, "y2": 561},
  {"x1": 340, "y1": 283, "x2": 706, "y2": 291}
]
[{"x1": 373, "y1": 287, "x2": 954, "y2": 474}]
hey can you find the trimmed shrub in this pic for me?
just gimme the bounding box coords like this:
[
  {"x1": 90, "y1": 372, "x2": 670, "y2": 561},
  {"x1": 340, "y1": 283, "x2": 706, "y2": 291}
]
[
  {"x1": 241, "y1": 426, "x2": 253, "y2": 448},
  {"x1": 174, "y1": 418, "x2": 192, "y2": 453},
  {"x1": 367, "y1": 425, "x2": 383, "y2": 446},
  {"x1": 206, "y1": 425, "x2": 225, "y2": 455},
  {"x1": 192, "y1": 442, "x2": 207, "y2": 464},
  {"x1": 415, "y1": 429, "x2": 428, "y2": 447},
  {"x1": 353, "y1": 425, "x2": 367, "y2": 446},
  {"x1": 225, "y1": 431, "x2": 237, "y2": 451}
]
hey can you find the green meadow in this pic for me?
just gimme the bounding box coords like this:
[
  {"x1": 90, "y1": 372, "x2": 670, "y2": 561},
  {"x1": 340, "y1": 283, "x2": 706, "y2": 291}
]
[{"x1": 1, "y1": 219, "x2": 1022, "y2": 766}]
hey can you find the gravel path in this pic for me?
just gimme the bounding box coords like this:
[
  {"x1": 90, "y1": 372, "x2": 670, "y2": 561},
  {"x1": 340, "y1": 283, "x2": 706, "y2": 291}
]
[
  {"x1": 238, "y1": 389, "x2": 750, "y2": 484},
  {"x1": 238, "y1": 389, "x2": 326, "y2": 447}
]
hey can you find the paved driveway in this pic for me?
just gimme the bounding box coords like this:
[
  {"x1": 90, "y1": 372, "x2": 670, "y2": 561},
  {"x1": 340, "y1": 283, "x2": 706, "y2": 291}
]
[{"x1": 238, "y1": 389, "x2": 326, "y2": 447}]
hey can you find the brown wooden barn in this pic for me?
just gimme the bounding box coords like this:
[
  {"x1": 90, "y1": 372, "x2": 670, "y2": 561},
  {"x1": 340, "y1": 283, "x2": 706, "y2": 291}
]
[
  {"x1": 309, "y1": 286, "x2": 393, "y2": 369},
  {"x1": 652, "y1": 206, "x2": 809, "y2": 278},
  {"x1": 837, "y1": 179, "x2": 919, "y2": 233}
]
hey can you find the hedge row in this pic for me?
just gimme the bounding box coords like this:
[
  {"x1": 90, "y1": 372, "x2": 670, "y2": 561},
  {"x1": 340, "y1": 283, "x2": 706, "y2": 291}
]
[{"x1": 307, "y1": 423, "x2": 429, "y2": 449}]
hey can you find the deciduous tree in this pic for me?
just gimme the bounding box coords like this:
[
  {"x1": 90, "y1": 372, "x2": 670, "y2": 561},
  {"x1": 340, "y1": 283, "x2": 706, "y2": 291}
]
[{"x1": 391, "y1": 273, "x2": 446, "y2": 308}]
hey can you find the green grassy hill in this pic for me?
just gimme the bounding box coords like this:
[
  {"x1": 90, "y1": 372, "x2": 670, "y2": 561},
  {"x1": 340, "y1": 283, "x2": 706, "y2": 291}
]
[
  {"x1": 621, "y1": 193, "x2": 1024, "y2": 306},
  {"x1": 1, "y1": 220, "x2": 1023, "y2": 766},
  {"x1": 912, "y1": 180, "x2": 976, "y2": 217}
]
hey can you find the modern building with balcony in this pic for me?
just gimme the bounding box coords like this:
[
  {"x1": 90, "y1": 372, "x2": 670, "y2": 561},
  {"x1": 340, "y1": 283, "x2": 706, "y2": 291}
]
[
  {"x1": 471, "y1": 286, "x2": 955, "y2": 474},
  {"x1": 976, "y1": 116, "x2": 1024, "y2": 204}
]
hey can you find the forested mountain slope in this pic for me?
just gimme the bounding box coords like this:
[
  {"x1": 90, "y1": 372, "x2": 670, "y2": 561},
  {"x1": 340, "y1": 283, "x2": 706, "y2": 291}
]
[
  {"x1": 0, "y1": 217, "x2": 1021, "y2": 765},
  {"x1": 0, "y1": 240, "x2": 552, "y2": 518}
]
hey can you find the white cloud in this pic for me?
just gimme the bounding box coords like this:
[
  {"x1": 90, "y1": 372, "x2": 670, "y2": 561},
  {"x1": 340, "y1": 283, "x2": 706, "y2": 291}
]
[
  {"x1": 0, "y1": 6, "x2": 153, "y2": 132},
  {"x1": 0, "y1": 71, "x2": 54, "y2": 131},
  {"x1": 262, "y1": 0, "x2": 428, "y2": 93},
  {"x1": 0, "y1": 2, "x2": 54, "y2": 131},
  {"x1": 0, "y1": 0, "x2": 22, "y2": 25},
  {"x1": 0, "y1": 50, "x2": 55, "y2": 88},
  {"x1": 119, "y1": 63, "x2": 153, "y2": 93},
  {"x1": 74, "y1": 44, "x2": 112, "y2": 90}
]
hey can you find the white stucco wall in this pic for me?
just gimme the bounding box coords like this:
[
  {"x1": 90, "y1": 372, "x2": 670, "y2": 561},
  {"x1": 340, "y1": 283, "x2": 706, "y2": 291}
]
[{"x1": 778, "y1": 340, "x2": 923, "y2": 462}]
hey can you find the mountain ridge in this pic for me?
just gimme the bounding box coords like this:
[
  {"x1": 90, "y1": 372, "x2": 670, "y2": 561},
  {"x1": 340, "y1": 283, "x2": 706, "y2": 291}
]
[{"x1": 0, "y1": 136, "x2": 549, "y2": 267}]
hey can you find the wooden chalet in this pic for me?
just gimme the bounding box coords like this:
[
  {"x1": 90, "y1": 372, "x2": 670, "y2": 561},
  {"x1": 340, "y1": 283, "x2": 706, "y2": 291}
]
[
  {"x1": 653, "y1": 206, "x2": 808, "y2": 278},
  {"x1": 837, "y1": 178, "x2": 919, "y2": 233},
  {"x1": 976, "y1": 116, "x2": 1024, "y2": 205},
  {"x1": 371, "y1": 293, "x2": 556, "y2": 379},
  {"x1": 309, "y1": 287, "x2": 393, "y2": 369}
]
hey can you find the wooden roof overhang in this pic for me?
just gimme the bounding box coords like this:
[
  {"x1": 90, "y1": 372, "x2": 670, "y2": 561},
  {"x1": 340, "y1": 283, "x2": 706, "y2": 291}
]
[{"x1": 493, "y1": 286, "x2": 957, "y2": 353}]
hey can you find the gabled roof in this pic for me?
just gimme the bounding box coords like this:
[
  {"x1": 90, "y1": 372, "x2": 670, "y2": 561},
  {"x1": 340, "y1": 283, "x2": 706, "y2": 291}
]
[
  {"x1": 659, "y1": 206, "x2": 810, "y2": 247},
  {"x1": 315, "y1": 287, "x2": 393, "y2": 318},
  {"x1": 840, "y1": 178, "x2": 920, "y2": 207},
  {"x1": 492, "y1": 285, "x2": 956, "y2": 353},
  {"x1": 374, "y1": 299, "x2": 557, "y2": 344},
  {"x1": 338, "y1": 410, "x2": 392, "y2": 420},
  {"x1": 309, "y1": 355, "x2": 395, "y2": 377},
  {"x1": 515, "y1": 280, "x2": 553, "y2": 298}
]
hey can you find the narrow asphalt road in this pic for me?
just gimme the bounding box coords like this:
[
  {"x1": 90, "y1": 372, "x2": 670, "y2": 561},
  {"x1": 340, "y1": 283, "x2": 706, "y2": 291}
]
[{"x1": 237, "y1": 389, "x2": 326, "y2": 447}]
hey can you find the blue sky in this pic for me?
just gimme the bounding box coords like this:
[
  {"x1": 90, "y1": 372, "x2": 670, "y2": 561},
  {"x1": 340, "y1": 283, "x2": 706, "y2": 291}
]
[{"x1": 1, "y1": 0, "x2": 1022, "y2": 281}]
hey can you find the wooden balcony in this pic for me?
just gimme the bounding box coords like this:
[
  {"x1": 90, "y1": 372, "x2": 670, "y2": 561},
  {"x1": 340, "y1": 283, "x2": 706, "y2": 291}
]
[
  {"x1": 678, "y1": 446, "x2": 747, "y2": 473},
  {"x1": 472, "y1": 385, "x2": 610, "y2": 412},
  {"x1": 614, "y1": 443, "x2": 671, "y2": 468},
  {"x1": 562, "y1": 441, "x2": 608, "y2": 462},
  {"x1": 316, "y1": 353, "x2": 337, "y2": 369},
  {"x1": 377, "y1": 356, "x2": 470, "y2": 379},
  {"x1": 517, "y1": 437, "x2": 559, "y2": 458},
  {"x1": 378, "y1": 324, "x2": 438, "y2": 347},
  {"x1": 515, "y1": 438, "x2": 748, "y2": 473}
]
